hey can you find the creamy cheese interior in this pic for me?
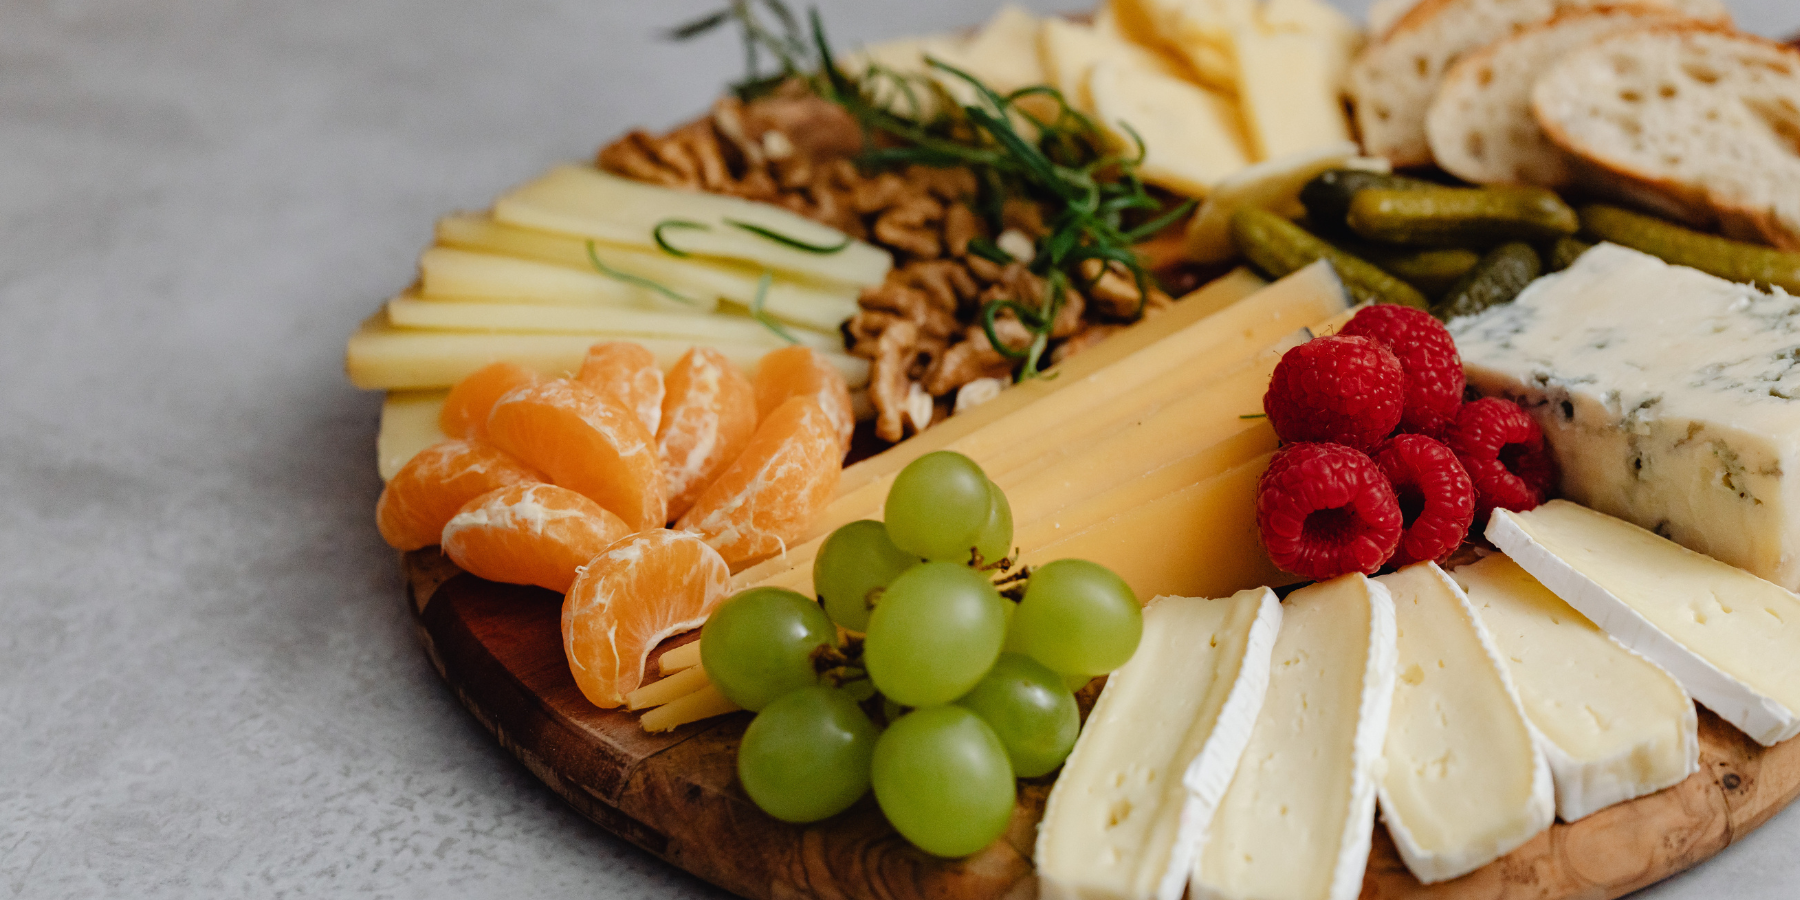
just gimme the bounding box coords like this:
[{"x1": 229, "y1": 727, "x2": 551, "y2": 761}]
[
  {"x1": 1454, "y1": 553, "x2": 1696, "y2": 819},
  {"x1": 1037, "y1": 590, "x2": 1270, "y2": 900},
  {"x1": 1376, "y1": 564, "x2": 1547, "y2": 880}
]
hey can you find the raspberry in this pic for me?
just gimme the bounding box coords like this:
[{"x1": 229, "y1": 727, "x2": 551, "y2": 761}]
[
  {"x1": 1262, "y1": 335, "x2": 1405, "y2": 451},
  {"x1": 1443, "y1": 398, "x2": 1558, "y2": 526},
  {"x1": 1338, "y1": 304, "x2": 1466, "y2": 439},
  {"x1": 1372, "y1": 434, "x2": 1475, "y2": 567},
  {"x1": 1256, "y1": 442, "x2": 1403, "y2": 580}
]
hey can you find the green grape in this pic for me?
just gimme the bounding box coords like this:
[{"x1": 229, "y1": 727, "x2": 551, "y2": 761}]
[
  {"x1": 815, "y1": 520, "x2": 919, "y2": 632},
  {"x1": 956, "y1": 653, "x2": 1079, "y2": 778},
  {"x1": 884, "y1": 451, "x2": 993, "y2": 562},
  {"x1": 701, "y1": 587, "x2": 835, "y2": 711},
  {"x1": 972, "y1": 480, "x2": 1014, "y2": 567},
  {"x1": 870, "y1": 705, "x2": 1017, "y2": 857},
  {"x1": 1011, "y1": 559, "x2": 1143, "y2": 677},
  {"x1": 863, "y1": 562, "x2": 1007, "y2": 707},
  {"x1": 738, "y1": 685, "x2": 879, "y2": 823}
]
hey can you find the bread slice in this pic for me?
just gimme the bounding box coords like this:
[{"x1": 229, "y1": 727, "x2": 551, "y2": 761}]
[
  {"x1": 1426, "y1": 6, "x2": 1703, "y2": 186},
  {"x1": 1346, "y1": 0, "x2": 1730, "y2": 167},
  {"x1": 1534, "y1": 26, "x2": 1800, "y2": 250}
]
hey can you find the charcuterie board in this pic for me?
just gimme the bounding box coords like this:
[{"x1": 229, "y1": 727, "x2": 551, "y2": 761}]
[{"x1": 402, "y1": 548, "x2": 1800, "y2": 900}]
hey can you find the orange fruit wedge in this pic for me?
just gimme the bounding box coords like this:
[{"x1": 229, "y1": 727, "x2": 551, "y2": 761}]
[
  {"x1": 657, "y1": 347, "x2": 758, "y2": 521},
  {"x1": 576, "y1": 341, "x2": 665, "y2": 435},
  {"x1": 486, "y1": 378, "x2": 667, "y2": 532},
  {"x1": 677, "y1": 396, "x2": 842, "y2": 569},
  {"x1": 439, "y1": 361, "x2": 540, "y2": 441},
  {"x1": 562, "y1": 529, "x2": 732, "y2": 708},
  {"x1": 376, "y1": 439, "x2": 544, "y2": 551},
  {"x1": 754, "y1": 345, "x2": 855, "y2": 457},
  {"x1": 441, "y1": 483, "x2": 631, "y2": 594}
]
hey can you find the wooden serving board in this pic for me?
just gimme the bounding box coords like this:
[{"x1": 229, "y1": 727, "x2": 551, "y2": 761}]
[{"x1": 403, "y1": 549, "x2": 1800, "y2": 900}]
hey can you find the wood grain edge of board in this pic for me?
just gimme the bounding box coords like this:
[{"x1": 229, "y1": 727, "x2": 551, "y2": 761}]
[{"x1": 402, "y1": 551, "x2": 1800, "y2": 900}]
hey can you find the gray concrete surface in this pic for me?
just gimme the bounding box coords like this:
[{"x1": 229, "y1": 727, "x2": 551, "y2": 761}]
[{"x1": 3, "y1": 1, "x2": 1797, "y2": 897}]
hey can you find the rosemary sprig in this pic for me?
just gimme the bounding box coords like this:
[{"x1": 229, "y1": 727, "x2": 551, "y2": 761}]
[
  {"x1": 725, "y1": 218, "x2": 852, "y2": 254},
  {"x1": 585, "y1": 240, "x2": 702, "y2": 306},
  {"x1": 750, "y1": 272, "x2": 800, "y2": 344},
  {"x1": 652, "y1": 219, "x2": 707, "y2": 257}
]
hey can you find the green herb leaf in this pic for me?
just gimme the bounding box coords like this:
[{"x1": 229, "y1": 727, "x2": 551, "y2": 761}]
[
  {"x1": 585, "y1": 240, "x2": 701, "y2": 307},
  {"x1": 653, "y1": 219, "x2": 708, "y2": 257},
  {"x1": 750, "y1": 271, "x2": 800, "y2": 344},
  {"x1": 725, "y1": 218, "x2": 852, "y2": 254}
]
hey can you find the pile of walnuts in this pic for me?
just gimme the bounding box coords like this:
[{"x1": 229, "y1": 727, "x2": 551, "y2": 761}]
[{"x1": 598, "y1": 83, "x2": 1172, "y2": 443}]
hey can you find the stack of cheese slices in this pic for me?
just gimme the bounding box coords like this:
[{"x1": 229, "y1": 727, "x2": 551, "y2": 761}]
[{"x1": 1034, "y1": 244, "x2": 1800, "y2": 899}]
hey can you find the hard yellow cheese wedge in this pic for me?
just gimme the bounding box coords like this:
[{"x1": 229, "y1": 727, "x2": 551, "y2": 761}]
[
  {"x1": 1374, "y1": 563, "x2": 1553, "y2": 884},
  {"x1": 1038, "y1": 589, "x2": 1282, "y2": 900},
  {"x1": 1088, "y1": 61, "x2": 1251, "y2": 197},
  {"x1": 377, "y1": 390, "x2": 449, "y2": 481}
]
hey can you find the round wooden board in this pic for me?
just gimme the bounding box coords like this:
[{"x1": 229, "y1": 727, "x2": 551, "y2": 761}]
[{"x1": 402, "y1": 549, "x2": 1800, "y2": 900}]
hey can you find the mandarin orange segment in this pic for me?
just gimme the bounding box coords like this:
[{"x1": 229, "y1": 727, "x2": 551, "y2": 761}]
[
  {"x1": 439, "y1": 361, "x2": 540, "y2": 441},
  {"x1": 562, "y1": 529, "x2": 732, "y2": 708},
  {"x1": 375, "y1": 439, "x2": 544, "y2": 551},
  {"x1": 441, "y1": 483, "x2": 631, "y2": 594},
  {"x1": 657, "y1": 347, "x2": 759, "y2": 521},
  {"x1": 753, "y1": 345, "x2": 855, "y2": 457},
  {"x1": 485, "y1": 378, "x2": 667, "y2": 531},
  {"x1": 676, "y1": 396, "x2": 842, "y2": 569},
  {"x1": 575, "y1": 341, "x2": 665, "y2": 435}
]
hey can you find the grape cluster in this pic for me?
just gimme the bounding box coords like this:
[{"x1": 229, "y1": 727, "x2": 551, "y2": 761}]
[{"x1": 698, "y1": 451, "x2": 1143, "y2": 858}]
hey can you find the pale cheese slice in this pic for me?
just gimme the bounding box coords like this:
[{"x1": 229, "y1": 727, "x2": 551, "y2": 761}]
[
  {"x1": 1182, "y1": 143, "x2": 1382, "y2": 263},
  {"x1": 1231, "y1": 25, "x2": 1354, "y2": 161},
  {"x1": 1374, "y1": 563, "x2": 1553, "y2": 883},
  {"x1": 1490, "y1": 501, "x2": 1800, "y2": 746},
  {"x1": 493, "y1": 165, "x2": 892, "y2": 287},
  {"x1": 1194, "y1": 574, "x2": 1397, "y2": 900},
  {"x1": 1039, "y1": 17, "x2": 1190, "y2": 113},
  {"x1": 1111, "y1": 0, "x2": 1258, "y2": 91},
  {"x1": 1037, "y1": 589, "x2": 1281, "y2": 900},
  {"x1": 418, "y1": 246, "x2": 718, "y2": 313},
  {"x1": 955, "y1": 5, "x2": 1046, "y2": 95},
  {"x1": 1088, "y1": 61, "x2": 1252, "y2": 198},
  {"x1": 384, "y1": 296, "x2": 840, "y2": 352},
  {"x1": 377, "y1": 390, "x2": 449, "y2": 481},
  {"x1": 1452, "y1": 553, "x2": 1699, "y2": 822}
]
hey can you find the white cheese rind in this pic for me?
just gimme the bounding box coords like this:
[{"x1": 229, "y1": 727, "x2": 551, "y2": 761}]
[
  {"x1": 1451, "y1": 243, "x2": 1800, "y2": 591},
  {"x1": 1374, "y1": 563, "x2": 1554, "y2": 883},
  {"x1": 1037, "y1": 589, "x2": 1282, "y2": 900},
  {"x1": 1162, "y1": 590, "x2": 1283, "y2": 900},
  {"x1": 1489, "y1": 502, "x2": 1800, "y2": 746},
  {"x1": 1452, "y1": 553, "x2": 1698, "y2": 822},
  {"x1": 1193, "y1": 574, "x2": 1397, "y2": 900}
]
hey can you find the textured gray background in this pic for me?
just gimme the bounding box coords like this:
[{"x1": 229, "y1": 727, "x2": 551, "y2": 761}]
[{"x1": 3, "y1": 1, "x2": 1798, "y2": 897}]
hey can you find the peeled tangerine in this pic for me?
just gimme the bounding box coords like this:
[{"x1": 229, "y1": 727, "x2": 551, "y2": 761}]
[
  {"x1": 754, "y1": 345, "x2": 855, "y2": 457},
  {"x1": 659, "y1": 347, "x2": 758, "y2": 521},
  {"x1": 678, "y1": 396, "x2": 843, "y2": 569},
  {"x1": 439, "y1": 361, "x2": 540, "y2": 441},
  {"x1": 376, "y1": 439, "x2": 543, "y2": 551},
  {"x1": 576, "y1": 341, "x2": 664, "y2": 435},
  {"x1": 563, "y1": 529, "x2": 732, "y2": 708},
  {"x1": 442, "y1": 483, "x2": 631, "y2": 594},
  {"x1": 486, "y1": 378, "x2": 667, "y2": 532}
]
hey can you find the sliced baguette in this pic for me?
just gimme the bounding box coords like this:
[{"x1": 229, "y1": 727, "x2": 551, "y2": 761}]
[
  {"x1": 1426, "y1": 6, "x2": 1704, "y2": 186},
  {"x1": 1347, "y1": 0, "x2": 1730, "y2": 167},
  {"x1": 1534, "y1": 26, "x2": 1800, "y2": 249}
]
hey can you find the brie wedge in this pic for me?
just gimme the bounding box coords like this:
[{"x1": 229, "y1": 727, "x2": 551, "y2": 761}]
[
  {"x1": 1490, "y1": 501, "x2": 1800, "y2": 746},
  {"x1": 1037, "y1": 588, "x2": 1282, "y2": 900},
  {"x1": 1193, "y1": 574, "x2": 1397, "y2": 900},
  {"x1": 1452, "y1": 553, "x2": 1698, "y2": 822},
  {"x1": 1374, "y1": 563, "x2": 1553, "y2": 883}
]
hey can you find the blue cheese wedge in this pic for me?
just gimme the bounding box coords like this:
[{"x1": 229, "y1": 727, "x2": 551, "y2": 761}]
[
  {"x1": 1192, "y1": 574, "x2": 1396, "y2": 900},
  {"x1": 1490, "y1": 501, "x2": 1800, "y2": 746},
  {"x1": 1373, "y1": 563, "x2": 1553, "y2": 883},
  {"x1": 1038, "y1": 589, "x2": 1281, "y2": 900},
  {"x1": 1451, "y1": 553, "x2": 1698, "y2": 822},
  {"x1": 1452, "y1": 243, "x2": 1800, "y2": 591}
]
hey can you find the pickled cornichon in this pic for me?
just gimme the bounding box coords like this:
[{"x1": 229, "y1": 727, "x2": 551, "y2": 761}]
[
  {"x1": 1338, "y1": 241, "x2": 1482, "y2": 297},
  {"x1": 1347, "y1": 185, "x2": 1580, "y2": 246},
  {"x1": 1298, "y1": 169, "x2": 1439, "y2": 234},
  {"x1": 1228, "y1": 207, "x2": 1430, "y2": 309},
  {"x1": 1544, "y1": 235, "x2": 1594, "y2": 272},
  {"x1": 1432, "y1": 242, "x2": 1541, "y2": 321},
  {"x1": 1578, "y1": 204, "x2": 1800, "y2": 293}
]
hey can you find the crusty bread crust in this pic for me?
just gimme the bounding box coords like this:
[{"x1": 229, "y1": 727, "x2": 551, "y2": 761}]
[
  {"x1": 1533, "y1": 25, "x2": 1800, "y2": 249},
  {"x1": 1425, "y1": 6, "x2": 1707, "y2": 186},
  {"x1": 1347, "y1": 0, "x2": 1731, "y2": 167}
]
